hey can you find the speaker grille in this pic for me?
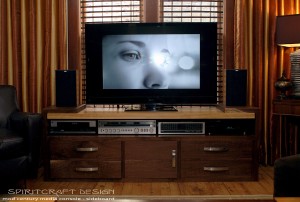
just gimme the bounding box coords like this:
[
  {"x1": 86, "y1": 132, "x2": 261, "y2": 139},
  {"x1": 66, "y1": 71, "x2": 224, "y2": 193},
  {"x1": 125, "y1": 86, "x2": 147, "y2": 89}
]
[
  {"x1": 56, "y1": 70, "x2": 78, "y2": 107},
  {"x1": 226, "y1": 70, "x2": 247, "y2": 106}
]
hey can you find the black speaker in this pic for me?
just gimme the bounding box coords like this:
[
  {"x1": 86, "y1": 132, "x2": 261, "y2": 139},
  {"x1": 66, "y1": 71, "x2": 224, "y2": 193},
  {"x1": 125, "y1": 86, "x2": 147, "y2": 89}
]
[
  {"x1": 55, "y1": 70, "x2": 78, "y2": 107},
  {"x1": 226, "y1": 69, "x2": 247, "y2": 106}
]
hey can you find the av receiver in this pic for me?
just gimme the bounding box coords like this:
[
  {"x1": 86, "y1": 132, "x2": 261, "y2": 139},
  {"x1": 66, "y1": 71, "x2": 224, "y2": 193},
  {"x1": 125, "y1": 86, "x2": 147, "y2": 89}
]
[{"x1": 98, "y1": 120, "x2": 156, "y2": 135}]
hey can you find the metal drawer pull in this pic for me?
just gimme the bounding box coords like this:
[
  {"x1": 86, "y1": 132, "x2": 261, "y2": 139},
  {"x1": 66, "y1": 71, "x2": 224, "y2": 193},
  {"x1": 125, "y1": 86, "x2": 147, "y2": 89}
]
[
  {"x1": 203, "y1": 147, "x2": 228, "y2": 152},
  {"x1": 172, "y1": 150, "x2": 176, "y2": 168},
  {"x1": 76, "y1": 147, "x2": 98, "y2": 152},
  {"x1": 203, "y1": 167, "x2": 229, "y2": 172},
  {"x1": 75, "y1": 167, "x2": 99, "y2": 172}
]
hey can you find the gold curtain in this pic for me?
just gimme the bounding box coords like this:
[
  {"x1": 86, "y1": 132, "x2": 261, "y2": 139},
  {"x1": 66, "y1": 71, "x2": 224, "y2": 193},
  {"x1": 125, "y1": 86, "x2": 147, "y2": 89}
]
[
  {"x1": 234, "y1": 0, "x2": 300, "y2": 164},
  {"x1": 0, "y1": 0, "x2": 68, "y2": 113}
]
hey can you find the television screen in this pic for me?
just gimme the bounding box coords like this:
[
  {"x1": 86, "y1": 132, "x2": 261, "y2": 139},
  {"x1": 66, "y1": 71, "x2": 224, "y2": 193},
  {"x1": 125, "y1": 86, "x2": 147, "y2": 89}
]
[
  {"x1": 85, "y1": 22, "x2": 218, "y2": 107},
  {"x1": 102, "y1": 34, "x2": 200, "y2": 90}
]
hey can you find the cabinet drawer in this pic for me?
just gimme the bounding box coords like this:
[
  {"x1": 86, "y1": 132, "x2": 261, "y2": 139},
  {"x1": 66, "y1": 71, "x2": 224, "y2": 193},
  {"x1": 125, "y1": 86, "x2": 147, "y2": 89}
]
[
  {"x1": 181, "y1": 160, "x2": 253, "y2": 181},
  {"x1": 49, "y1": 137, "x2": 121, "y2": 160},
  {"x1": 181, "y1": 139, "x2": 253, "y2": 160},
  {"x1": 50, "y1": 160, "x2": 121, "y2": 179}
]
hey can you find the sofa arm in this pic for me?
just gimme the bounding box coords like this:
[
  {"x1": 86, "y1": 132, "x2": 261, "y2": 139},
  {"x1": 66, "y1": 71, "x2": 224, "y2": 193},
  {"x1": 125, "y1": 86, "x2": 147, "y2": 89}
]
[
  {"x1": 8, "y1": 111, "x2": 43, "y2": 178},
  {"x1": 274, "y1": 154, "x2": 300, "y2": 197}
]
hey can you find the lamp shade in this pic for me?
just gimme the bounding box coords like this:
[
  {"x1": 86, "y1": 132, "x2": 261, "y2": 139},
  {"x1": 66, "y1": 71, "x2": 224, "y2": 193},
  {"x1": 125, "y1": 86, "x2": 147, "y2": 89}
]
[{"x1": 276, "y1": 14, "x2": 300, "y2": 47}]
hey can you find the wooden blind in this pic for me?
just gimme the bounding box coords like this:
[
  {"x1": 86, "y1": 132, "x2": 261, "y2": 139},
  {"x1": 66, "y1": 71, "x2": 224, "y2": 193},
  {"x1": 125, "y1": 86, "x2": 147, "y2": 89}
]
[
  {"x1": 80, "y1": 0, "x2": 142, "y2": 102},
  {"x1": 80, "y1": 0, "x2": 223, "y2": 104},
  {"x1": 81, "y1": 0, "x2": 142, "y2": 23},
  {"x1": 160, "y1": 0, "x2": 223, "y2": 22},
  {"x1": 160, "y1": 0, "x2": 224, "y2": 104}
]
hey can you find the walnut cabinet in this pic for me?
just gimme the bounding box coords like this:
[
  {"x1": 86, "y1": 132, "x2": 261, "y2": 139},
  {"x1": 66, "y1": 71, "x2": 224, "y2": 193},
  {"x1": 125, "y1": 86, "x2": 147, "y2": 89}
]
[{"x1": 43, "y1": 106, "x2": 259, "y2": 181}]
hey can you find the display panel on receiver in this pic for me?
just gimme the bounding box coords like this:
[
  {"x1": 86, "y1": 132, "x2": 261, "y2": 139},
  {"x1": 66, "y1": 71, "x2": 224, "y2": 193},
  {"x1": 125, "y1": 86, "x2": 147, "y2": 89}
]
[
  {"x1": 98, "y1": 120, "x2": 156, "y2": 135},
  {"x1": 158, "y1": 121, "x2": 205, "y2": 135}
]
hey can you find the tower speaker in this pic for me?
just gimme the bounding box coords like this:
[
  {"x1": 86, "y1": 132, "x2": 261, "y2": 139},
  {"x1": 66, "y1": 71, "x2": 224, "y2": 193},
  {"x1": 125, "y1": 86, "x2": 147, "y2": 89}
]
[
  {"x1": 226, "y1": 69, "x2": 247, "y2": 106},
  {"x1": 55, "y1": 70, "x2": 78, "y2": 107}
]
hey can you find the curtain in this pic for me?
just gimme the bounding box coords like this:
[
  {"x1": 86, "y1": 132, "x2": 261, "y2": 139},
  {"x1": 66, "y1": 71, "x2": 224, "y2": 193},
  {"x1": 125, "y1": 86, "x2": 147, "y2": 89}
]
[
  {"x1": 234, "y1": 0, "x2": 300, "y2": 165},
  {"x1": 0, "y1": 0, "x2": 68, "y2": 113}
]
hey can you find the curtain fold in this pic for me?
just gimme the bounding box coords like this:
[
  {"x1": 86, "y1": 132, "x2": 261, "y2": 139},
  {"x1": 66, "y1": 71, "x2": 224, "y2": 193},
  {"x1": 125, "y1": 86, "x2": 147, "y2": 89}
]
[
  {"x1": 234, "y1": 0, "x2": 300, "y2": 164},
  {"x1": 0, "y1": 0, "x2": 68, "y2": 113}
]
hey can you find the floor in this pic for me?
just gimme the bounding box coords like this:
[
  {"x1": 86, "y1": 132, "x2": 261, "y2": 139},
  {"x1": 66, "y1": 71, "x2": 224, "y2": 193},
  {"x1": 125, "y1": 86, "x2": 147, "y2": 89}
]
[
  {"x1": 22, "y1": 166, "x2": 275, "y2": 196},
  {"x1": 0, "y1": 166, "x2": 278, "y2": 202}
]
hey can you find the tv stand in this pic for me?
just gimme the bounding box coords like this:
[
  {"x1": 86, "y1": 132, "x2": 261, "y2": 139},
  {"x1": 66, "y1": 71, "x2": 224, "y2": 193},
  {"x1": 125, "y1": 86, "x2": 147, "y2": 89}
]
[
  {"x1": 125, "y1": 104, "x2": 177, "y2": 112},
  {"x1": 43, "y1": 106, "x2": 259, "y2": 181}
]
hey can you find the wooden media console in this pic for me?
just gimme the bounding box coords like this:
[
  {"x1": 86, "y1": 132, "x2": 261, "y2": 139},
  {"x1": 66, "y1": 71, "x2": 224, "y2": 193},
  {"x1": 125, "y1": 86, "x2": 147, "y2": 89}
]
[{"x1": 43, "y1": 106, "x2": 259, "y2": 181}]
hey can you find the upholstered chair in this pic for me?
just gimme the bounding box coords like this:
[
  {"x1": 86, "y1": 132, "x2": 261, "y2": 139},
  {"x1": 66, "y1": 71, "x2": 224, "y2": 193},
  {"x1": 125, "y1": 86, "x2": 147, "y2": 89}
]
[{"x1": 0, "y1": 85, "x2": 42, "y2": 192}]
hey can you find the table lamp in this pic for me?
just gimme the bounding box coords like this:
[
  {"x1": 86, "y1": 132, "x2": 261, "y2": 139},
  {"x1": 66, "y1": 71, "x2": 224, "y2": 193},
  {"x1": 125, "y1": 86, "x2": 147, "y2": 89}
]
[{"x1": 276, "y1": 14, "x2": 300, "y2": 98}]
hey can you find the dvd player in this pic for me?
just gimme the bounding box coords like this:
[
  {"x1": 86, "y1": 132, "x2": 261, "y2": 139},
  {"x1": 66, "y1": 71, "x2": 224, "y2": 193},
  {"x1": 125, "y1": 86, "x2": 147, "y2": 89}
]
[
  {"x1": 98, "y1": 120, "x2": 156, "y2": 135},
  {"x1": 49, "y1": 120, "x2": 97, "y2": 134}
]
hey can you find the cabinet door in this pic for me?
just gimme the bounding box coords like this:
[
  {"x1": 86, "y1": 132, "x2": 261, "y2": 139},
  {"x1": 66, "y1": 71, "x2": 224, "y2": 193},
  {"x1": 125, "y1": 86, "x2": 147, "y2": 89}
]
[{"x1": 125, "y1": 141, "x2": 178, "y2": 179}]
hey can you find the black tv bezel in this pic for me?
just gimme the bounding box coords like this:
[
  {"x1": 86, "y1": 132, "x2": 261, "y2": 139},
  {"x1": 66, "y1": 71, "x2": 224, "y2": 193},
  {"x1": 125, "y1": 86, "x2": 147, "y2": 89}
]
[{"x1": 85, "y1": 22, "x2": 218, "y2": 105}]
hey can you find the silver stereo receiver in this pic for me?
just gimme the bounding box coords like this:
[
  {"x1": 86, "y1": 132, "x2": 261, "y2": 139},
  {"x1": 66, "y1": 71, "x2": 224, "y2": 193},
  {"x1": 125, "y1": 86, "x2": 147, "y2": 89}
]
[
  {"x1": 98, "y1": 120, "x2": 156, "y2": 135},
  {"x1": 158, "y1": 121, "x2": 205, "y2": 135}
]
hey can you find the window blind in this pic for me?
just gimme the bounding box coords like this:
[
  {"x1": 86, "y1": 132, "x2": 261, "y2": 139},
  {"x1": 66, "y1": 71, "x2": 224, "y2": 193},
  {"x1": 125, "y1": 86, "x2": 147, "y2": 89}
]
[
  {"x1": 161, "y1": 0, "x2": 223, "y2": 22},
  {"x1": 160, "y1": 0, "x2": 224, "y2": 104},
  {"x1": 80, "y1": 0, "x2": 224, "y2": 104},
  {"x1": 81, "y1": 0, "x2": 142, "y2": 23},
  {"x1": 80, "y1": 0, "x2": 142, "y2": 102}
]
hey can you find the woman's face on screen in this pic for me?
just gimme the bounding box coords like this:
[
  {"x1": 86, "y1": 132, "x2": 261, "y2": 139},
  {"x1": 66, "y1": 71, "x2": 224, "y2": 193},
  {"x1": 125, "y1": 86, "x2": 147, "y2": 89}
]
[
  {"x1": 102, "y1": 34, "x2": 200, "y2": 89},
  {"x1": 102, "y1": 35, "x2": 173, "y2": 89}
]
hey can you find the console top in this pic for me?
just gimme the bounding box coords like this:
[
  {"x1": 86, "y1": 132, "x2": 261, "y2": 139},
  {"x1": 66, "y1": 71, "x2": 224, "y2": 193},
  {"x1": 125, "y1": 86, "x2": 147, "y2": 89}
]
[{"x1": 46, "y1": 106, "x2": 256, "y2": 120}]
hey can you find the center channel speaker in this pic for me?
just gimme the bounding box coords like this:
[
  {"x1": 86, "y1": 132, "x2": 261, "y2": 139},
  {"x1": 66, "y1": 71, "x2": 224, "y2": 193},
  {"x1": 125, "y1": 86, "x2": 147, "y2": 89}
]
[
  {"x1": 55, "y1": 70, "x2": 78, "y2": 107},
  {"x1": 226, "y1": 69, "x2": 247, "y2": 106}
]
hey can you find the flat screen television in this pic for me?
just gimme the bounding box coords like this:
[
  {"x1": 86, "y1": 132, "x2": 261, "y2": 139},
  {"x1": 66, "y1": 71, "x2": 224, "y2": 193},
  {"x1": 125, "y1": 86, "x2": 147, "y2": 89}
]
[{"x1": 85, "y1": 22, "x2": 218, "y2": 111}]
